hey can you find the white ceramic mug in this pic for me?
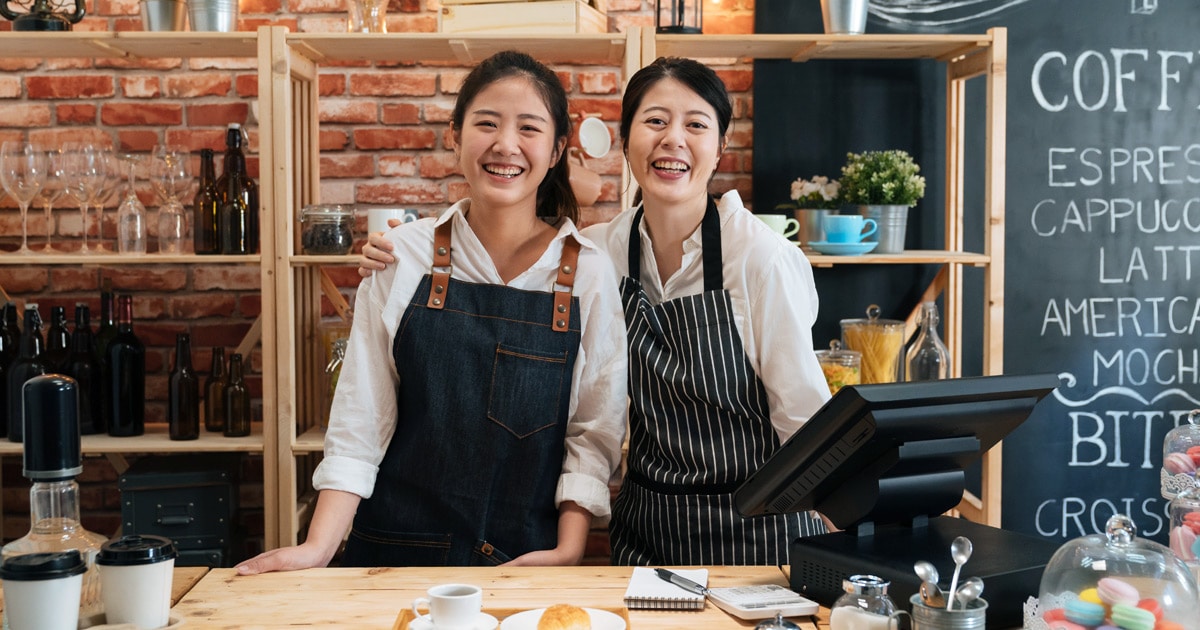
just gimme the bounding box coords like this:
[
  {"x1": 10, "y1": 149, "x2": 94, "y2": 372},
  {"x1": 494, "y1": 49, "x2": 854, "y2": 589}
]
[
  {"x1": 367, "y1": 207, "x2": 419, "y2": 233},
  {"x1": 578, "y1": 116, "x2": 611, "y2": 158},
  {"x1": 758, "y1": 214, "x2": 801, "y2": 240},
  {"x1": 412, "y1": 583, "x2": 483, "y2": 629},
  {"x1": 823, "y1": 214, "x2": 878, "y2": 243}
]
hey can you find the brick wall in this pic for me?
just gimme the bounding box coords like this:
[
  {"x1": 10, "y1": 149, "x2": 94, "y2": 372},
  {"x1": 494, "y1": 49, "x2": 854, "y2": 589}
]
[{"x1": 0, "y1": 0, "x2": 757, "y2": 564}]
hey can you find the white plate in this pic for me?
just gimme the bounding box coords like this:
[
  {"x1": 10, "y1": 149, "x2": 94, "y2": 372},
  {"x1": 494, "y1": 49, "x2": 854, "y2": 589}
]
[
  {"x1": 500, "y1": 608, "x2": 626, "y2": 630},
  {"x1": 410, "y1": 612, "x2": 498, "y2": 630}
]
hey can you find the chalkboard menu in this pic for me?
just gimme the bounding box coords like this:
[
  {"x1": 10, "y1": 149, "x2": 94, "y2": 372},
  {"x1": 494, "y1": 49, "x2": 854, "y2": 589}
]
[{"x1": 755, "y1": 0, "x2": 1200, "y2": 543}]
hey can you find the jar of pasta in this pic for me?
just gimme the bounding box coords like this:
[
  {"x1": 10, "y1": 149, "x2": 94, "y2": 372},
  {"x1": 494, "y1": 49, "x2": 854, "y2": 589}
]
[
  {"x1": 816, "y1": 339, "x2": 861, "y2": 395},
  {"x1": 840, "y1": 305, "x2": 905, "y2": 384}
]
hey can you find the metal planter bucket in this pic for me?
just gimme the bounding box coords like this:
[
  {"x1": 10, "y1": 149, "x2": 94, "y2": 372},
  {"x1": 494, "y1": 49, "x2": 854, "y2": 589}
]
[
  {"x1": 140, "y1": 0, "x2": 187, "y2": 31},
  {"x1": 860, "y1": 204, "x2": 908, "y2": 254},
  {"x1": 189, "y1": 0, "x2": 239, "y2": 32},
  {"x1": 821, "y1": 0, "x2": 869, "y2": 35}
]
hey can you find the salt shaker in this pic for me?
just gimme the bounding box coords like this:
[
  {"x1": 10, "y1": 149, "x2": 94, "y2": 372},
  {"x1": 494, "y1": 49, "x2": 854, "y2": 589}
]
[{"x1": 830, "y1": 575, "x2": 899, "y2": 630}]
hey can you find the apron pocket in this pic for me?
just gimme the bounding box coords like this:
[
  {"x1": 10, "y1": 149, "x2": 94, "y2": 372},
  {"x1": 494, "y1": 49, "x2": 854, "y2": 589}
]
[
  {"x1": 471, "y1": 539, "x2": 513, "y2": 566},
  {"x1": 342, "y1": 526, "x2": 451, "y2": 567},
  {"x1": 487, "y1": 343, "x2": 568, "y2": 438}
]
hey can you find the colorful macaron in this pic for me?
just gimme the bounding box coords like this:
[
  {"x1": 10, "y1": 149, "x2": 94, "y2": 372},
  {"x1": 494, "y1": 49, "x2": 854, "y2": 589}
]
[
  {"x1": 1097, "y1": 577, "x2": 1140, "y2": 607},
  {"x1": 1169, "y1": 524, "x2": 1197, "y2": 560},
  {"x1": 1044, "y1": 607, "x2": 1067, "y2": 622},
  {"x1": 1065, "y1": 599, "x2": 1108, "y2": 626},
  {"x1": 1187, "y1": 445, "x2": 1200, "y2": 466},
  {"x1": 1155, "y1": 621, "x2": 1185, "y2": 630},
  {"x1": 1079, "y1": 587, "x2": 1104, "y2": 605},
  {"x1": 1135, "y1": 598, "x2": 1163, "y2": 621},
  {"x1": 1163, "y1": 452, "x2": 1196, "y2": 474},
  {"x1": 1111, "y1": 603, "x2": 1157, "y2": 630}
]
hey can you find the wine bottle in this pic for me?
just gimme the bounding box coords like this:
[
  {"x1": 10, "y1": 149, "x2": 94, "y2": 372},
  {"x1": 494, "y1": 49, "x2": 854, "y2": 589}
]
[
  {"x1": 193, "y1": 148, "x2": 220, "y2": 255},
  {"x1": 168, "y1": 333, "x2": 200, "y2": 440},
  {"x1": 104, "y1": 295, "x2": 145, "y2": 437},
  {"x1": 94, "y1": 284, "x2": 118, "y2": 365},
  {"x1": 204, "y1": 346, "x2": 227, "y2": 433},
  {"x1": 216, "y1": 124, "x2": 258, "y2": 255},
  {"x1": 42, "y1": 305, "x2": 71, "y2": 372},
  {"x1": 0, "y1": 301, "x2": 19, "y2": 439},
  {"x1": 223, "y1": 352, "x2": 251, "y2": 437},
  {"x1": 64, "y1": 303, "x2": 105, "y2": 435},
  {"x1": 6, "y1": 304, "x2": 48, "y2": 443}
]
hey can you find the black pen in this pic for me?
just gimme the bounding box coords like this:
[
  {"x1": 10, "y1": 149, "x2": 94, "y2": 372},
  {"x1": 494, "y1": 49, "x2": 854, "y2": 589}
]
[{"x1": 654, "y1": 568, "x2": 708, "y2": 597}]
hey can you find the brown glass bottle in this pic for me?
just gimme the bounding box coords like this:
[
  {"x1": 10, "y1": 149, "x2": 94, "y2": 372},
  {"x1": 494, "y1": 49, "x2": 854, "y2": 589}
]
[
  {"x1": 104, "y1": 295, "x2": 144, "y2": 437},
  {"x1": 204, "y1": 346, "x2": 227, "y2": 432},
  {"x1": 216, "y1": 124, "x2": 258, "y2": 255},
  {"x1": 168, "y1": 333, "x2": 200, "y2": 440},
  {"x1": 223, "y1": 352, "x2": 251, "y2": 437},
  {"x1": 193, "y1": 148, "x2": 220, "y2": 255}
]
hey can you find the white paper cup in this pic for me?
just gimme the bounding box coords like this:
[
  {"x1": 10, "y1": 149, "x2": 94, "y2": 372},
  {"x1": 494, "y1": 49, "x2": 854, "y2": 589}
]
[
  {"x1": 0, "y1": 550, "x2": 87, "y2": 630},
  {"x1": 367, "y1": 207, "x2": 419, "y2": 233},
  {"x1": 97, "y1": 535, "x2": 178, "y2": 630},
  {"x1": 411, "y1": 583, "x2": 483, "y2": 629}
]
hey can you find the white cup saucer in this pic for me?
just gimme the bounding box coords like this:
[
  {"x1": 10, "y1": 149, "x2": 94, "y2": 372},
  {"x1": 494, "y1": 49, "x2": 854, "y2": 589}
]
[{"x1": 410, "y1": 612, "x2": 499, "y2": 630}]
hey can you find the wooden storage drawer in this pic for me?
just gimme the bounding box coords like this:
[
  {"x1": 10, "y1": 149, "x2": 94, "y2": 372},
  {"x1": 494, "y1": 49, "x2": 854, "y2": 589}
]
[{"x1": 439, "y1": 0, "x2": 606, "y2": 34}]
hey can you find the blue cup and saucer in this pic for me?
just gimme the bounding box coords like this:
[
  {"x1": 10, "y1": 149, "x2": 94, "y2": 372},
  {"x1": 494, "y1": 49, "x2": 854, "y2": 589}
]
[
  {"x1": 810, "y1": 214, "x2": 879, "y2": 255},
  {"x1": 807, "y1": 241, "x2": 879, "y2": 256},
  {"x1": 409, "y1": 612, "x2": 499, "y2": 630}
]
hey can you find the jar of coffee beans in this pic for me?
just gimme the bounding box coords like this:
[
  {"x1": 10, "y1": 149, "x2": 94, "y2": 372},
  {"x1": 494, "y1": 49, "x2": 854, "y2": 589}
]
[{"x1": 300, "y1": 205, "x2": 354, "y2": 255}]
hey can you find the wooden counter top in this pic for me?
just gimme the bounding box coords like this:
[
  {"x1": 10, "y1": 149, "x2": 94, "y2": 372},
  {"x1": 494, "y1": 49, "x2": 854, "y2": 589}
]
[{"x1": 172, "y1": 565, "x2": 821, "y2": 629}]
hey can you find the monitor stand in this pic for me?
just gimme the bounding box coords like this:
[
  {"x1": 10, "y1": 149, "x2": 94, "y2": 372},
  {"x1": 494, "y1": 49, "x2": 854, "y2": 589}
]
[{"x1": 789, "y1": 516, "x2": 1058, "y2": 629}]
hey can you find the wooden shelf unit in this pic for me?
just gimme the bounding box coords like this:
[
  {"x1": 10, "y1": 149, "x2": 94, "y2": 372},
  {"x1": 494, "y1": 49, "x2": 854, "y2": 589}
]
[
  {"x1": 0, "y1": 30, "x2": 280, "y2": 548},
  {"x1": 642, "y1": 28, "x2": 1009, "y2": 525}
]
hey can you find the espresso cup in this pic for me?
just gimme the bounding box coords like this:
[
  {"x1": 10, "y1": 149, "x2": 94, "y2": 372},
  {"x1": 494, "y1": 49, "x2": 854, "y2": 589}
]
[
  {"x1": 412, "y1": 583, "x2": 483, "y2": 629},
  {"x1": 0, "y1": 550, "x2": 87, "y2": 630},
  {"x1": 823, "y1": 214, "x2": 878, "y2": 243},
  {"x1": 567, "y1": 148, "x2": 602, "y2": 207},
  {"x1": 97, "y1": 534, "x2": 178, "y2": 630},
  {"x1": 758, "y1": 214, "x2": 801, "y2": 240},
  {"x1": 367, "y1": 207, "x2": 419, "y2": 233}
]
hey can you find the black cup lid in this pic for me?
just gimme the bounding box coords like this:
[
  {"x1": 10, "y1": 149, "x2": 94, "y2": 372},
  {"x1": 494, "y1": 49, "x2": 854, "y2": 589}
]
[
  {"x1": 0, "y1": 551, "x2": 86, "y2": 581},
  {"x1": 97, "y1": 535, "x2": 178, "y2": 566}
]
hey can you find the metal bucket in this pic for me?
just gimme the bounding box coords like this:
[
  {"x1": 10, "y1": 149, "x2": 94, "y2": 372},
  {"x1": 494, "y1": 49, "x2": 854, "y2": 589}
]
[
  {"x1": 821, "y1": 0, "x2": 869, "y2": 34},
  {"x1": 793, "y1": 208, "x2": 831, "y2": 249},
  {"x1": 189, "y1": 0, "x2": 239, "y2": 32},
  {"x1": 140, "y1": 0, "x2": 187, "y2": 31},
  {"x1": 909, "y1": 595, "x2": 987, "y2": 630},
  {"x1": 860, "y1": 204, "x2": 908, "y2": 254}
]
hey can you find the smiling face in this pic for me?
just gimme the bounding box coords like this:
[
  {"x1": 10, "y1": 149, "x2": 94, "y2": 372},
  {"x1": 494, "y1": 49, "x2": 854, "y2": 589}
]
[
  {"x1": 624, "y1": 77, "x2": 725, "y2": 212},
  {"x1": 452, "y1": 75, "x2": 565, "y2": 216}
]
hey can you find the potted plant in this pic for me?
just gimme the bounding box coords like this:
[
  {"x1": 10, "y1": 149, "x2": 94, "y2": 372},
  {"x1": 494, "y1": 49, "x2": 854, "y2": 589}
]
[
  {"x1": 776, "y1": 175, "x2": 841, "y2": 247},
  {"x1": 839, "y1": 150, "x2": 926, "y2": 253}
]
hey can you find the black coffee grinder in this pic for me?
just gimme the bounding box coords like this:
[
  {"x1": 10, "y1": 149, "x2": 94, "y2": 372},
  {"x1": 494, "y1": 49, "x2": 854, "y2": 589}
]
[{"x1": 0, "y1": 0, "x2": 86, "y2": 31}]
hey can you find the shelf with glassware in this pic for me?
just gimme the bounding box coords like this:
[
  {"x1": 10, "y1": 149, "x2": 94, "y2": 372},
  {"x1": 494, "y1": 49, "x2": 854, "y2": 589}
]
[
  {"x1": 0, "y1": 28, "x2": 281, "y2": 549},
  {"x1": 641, "y1": 28, "x2": 1008, "y2": 525},
  {"x1": 263, "y1": 25, "x2": 643, "y2": 546}
]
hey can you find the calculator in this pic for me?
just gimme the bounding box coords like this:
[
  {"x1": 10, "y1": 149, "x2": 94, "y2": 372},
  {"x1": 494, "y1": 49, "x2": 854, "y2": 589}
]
[{"x1": 706, "y1": 584, "x2": 821, "y2": 620}]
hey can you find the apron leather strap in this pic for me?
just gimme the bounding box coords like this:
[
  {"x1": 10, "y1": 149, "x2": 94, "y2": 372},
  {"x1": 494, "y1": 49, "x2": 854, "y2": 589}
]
[
  {"x1": 552, "y1": 235, "x2": 580, "y2": 332},
  {"x1": 627, "y1": 197, "x2": 724, "y2": 293},
  {"x1": 426, "y1": 220, "x2": 453, "y2": 310}
]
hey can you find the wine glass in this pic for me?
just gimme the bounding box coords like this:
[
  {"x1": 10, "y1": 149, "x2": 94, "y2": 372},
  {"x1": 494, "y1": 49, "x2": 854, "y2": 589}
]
[
  {"x1": 35, "y1": 148, "x2": 66, "y2": 253},
  {"x1": 149, "y1": 145, "x2": 191, "y2": 254},
  {"x1": 0, "y1": 141, "x2": 47, "y2": 254},
  {"x1": 90, "y1": 148, "x2": 120, "y2": 253},
  {"x1": 61, "y1": 142, "x2": 106, "y2": 254},
  {"x1": 115, "y1": 153, "x2": 147, "y2": 255}
]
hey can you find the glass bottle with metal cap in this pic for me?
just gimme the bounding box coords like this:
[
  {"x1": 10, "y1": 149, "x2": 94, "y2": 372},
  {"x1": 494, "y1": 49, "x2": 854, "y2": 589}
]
[{"x1": 830, "y1": 575, "x2": 899, "y2": 630}]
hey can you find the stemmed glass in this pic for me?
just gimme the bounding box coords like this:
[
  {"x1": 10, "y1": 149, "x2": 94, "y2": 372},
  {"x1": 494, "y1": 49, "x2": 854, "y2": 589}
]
[
  {"x1": 61, "y1": 142, "x2": 107, "y2": 254},
  {"x1": 149, "y1": 145, "x2": 191, "y2": 254},
  {"x1": 1, "y1": 141, "x2": 47, "y2": 254},
  {"x1": 115, "y1": 153, "x2": 147, "y2": 255},
  {"x1": 35, "y1": 148, "x2": 66, "y2": 253},
  {"x1": 90, "y1": 149, "x2": 120, "y2": 253}
]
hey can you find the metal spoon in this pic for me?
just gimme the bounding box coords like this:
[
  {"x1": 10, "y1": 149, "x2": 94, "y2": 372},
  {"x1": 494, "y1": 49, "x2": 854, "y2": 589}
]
[
  {"x1": 914, "y1": 560, "x2": 939, "y2": 585},
  {"x1": 954, "y1": 577, "x2": 984, "y2": 608},
  {"x1": 946, "y1": 536, "x2": 973, "y2": 611},
  {"x1": 919, "y1": 580, "x2": 947, "y2": 608}
]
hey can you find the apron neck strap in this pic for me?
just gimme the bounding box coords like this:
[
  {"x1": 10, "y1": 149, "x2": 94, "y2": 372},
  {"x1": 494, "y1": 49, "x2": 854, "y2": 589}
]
[
  {"x1": 552, "y1": 235, "x2": 581, "y2": 333},
  {"x1": 627, "y1": 196, "x2": 724, "y2": 292},
  {"x1": 426, "y1": 220, "x2": 453, "y2": 310}
]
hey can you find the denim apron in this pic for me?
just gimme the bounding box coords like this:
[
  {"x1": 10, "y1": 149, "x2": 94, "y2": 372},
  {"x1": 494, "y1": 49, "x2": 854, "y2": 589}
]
[
  {"x1": 341, "y1": 220, "x2": 583, "y2": 567},
  {"x1": 610, "y1": 200, "x2": 825, "y2": 566}
]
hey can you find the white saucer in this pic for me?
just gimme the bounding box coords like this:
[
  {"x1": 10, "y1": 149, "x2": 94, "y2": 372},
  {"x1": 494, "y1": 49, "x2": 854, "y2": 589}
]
[{"x1": 410, "y1": 612, "x2": 499, "y2": 630}]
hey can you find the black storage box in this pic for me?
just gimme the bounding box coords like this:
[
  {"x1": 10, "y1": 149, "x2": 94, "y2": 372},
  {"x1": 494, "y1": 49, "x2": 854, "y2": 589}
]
[{"x1": 118, "y1": 454, "x2": 241, "y2": 567}]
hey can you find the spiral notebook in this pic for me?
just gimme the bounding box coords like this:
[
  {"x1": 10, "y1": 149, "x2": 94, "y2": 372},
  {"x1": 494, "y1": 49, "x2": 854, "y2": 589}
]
[{"x1": 623, "y1": 567, "x2": 708, "y2": 610}]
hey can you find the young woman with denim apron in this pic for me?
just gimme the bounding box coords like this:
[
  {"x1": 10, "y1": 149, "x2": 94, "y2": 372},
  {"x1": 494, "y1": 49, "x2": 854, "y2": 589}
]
[
  {"x1": 236, "y1": 51, "x2": 626, "y2": 574},
  {"x1": 357, "y1": 57, "x2": 831, "y2": 566}
]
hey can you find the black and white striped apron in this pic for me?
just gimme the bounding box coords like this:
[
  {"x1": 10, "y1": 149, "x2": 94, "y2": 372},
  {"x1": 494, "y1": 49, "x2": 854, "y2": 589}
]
[{"x1": 609, "y1": 199, "x2": 825, "y2": 566}]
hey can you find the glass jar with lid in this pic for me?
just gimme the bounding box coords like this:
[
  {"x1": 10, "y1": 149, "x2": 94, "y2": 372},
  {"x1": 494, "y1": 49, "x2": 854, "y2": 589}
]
[
  {"x1": 300, "y1": 204, "x2": 354, "y2": 255},
  {"x1": 830, "y1": 575, "x2": 900, "y2": 630},
  {"x1": 816, "y1": 339, "x2": 861, "y2": 395},
  {"x1": 840, "y1": 304, "x2": 905, "y2": 384},
  {"x1": 1168, "y1": 486, "x2": 1200, "y2": 584},
  {"x1": 1033, "y1": 514, "x2": 1200, "y2": 630},
  {"x1": 1162, "y1": 409, "x2": 1200, "y2": 500}
]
